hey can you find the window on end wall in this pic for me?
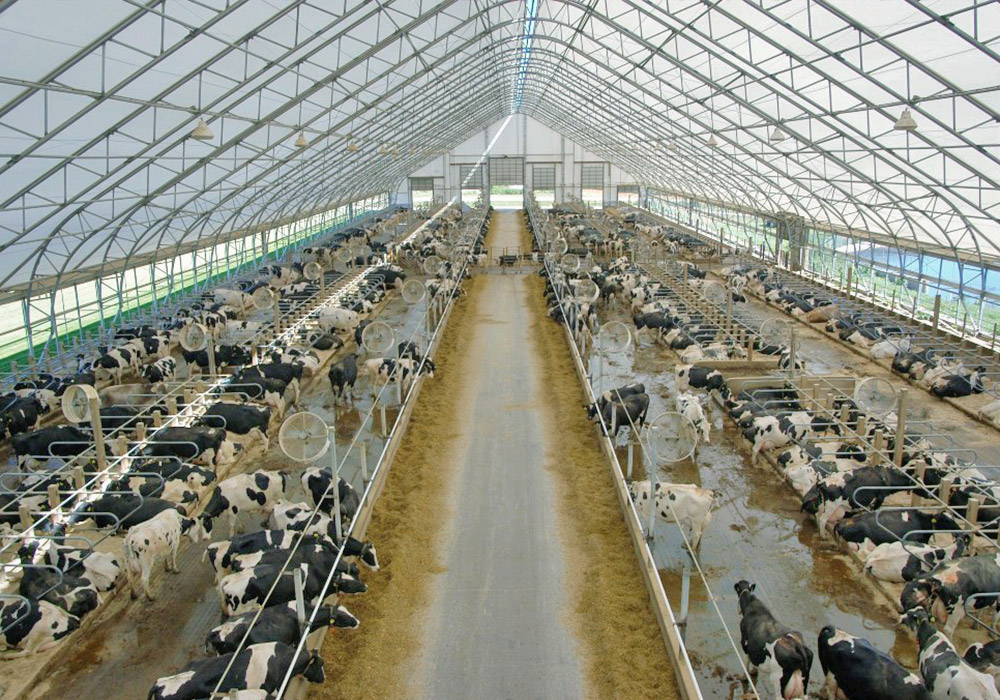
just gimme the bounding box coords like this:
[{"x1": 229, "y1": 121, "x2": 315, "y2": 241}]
[
  {"x1": 617, "y1": 185, "x2": 639, "y2": 206},
  {"x1": 410, "y1": 177, "x2": 435, "y2": 210},
  {"x1": 532, "y1": 164, "x2": 556, "y2": 209},
  {"x1": 581, "y1": 163, "x2": 604, "y2": 209}
]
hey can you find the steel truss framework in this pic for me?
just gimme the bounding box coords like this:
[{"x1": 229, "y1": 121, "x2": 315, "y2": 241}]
[{"x1": 0, "y1": 0, "x2": 998, "y2": 308}]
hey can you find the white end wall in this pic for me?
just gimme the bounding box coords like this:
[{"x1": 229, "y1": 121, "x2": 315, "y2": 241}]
[{"x1": 393, "y1": 114, "x2": 638, "y2": 207}]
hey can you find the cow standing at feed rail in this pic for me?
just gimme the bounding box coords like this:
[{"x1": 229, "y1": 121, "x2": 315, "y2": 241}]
[
  {"x1": 328, "y1": 354, "x2": 359, "y2": 404},
  {"x1": 818, "y1": 625, "x2": 930, "y2": 699},
  {"x1": 627, "y1": 480, "x2": 714, "y2": 549},
  {"x1": 123, "y1": 509, "x2": 208, "y2": 600},
  {"x1": 225, "y1": 542, "x2": 359, "y2": 579},
  {"x1": 864, "y1": 534, "x2": 970, "y2": 584},
  {"x1": 148, "y1": 642, "x2": 326, "y2": 700},
  {"x1": 203, "y1": 530, "x2": 327, "y2": 579},
  {"x1": 588, "y1": 392, "x2": 650, "y2": 437},
  {"x1": 301, "y1": 466, "x2": 361, "y2": 520},
  {"x1": 0, "y1": 597, "x2": 79, "y2": 656},
  {"x1": 901, "y1": 607, "x2": 998, "y2": 699},
  {"x1": 734, "y1": 581, "x2": 813, "y2": 699},
  {"x1": 901, "y1": 554, "x2": 1000, "y2": 637},
  {"x1": 217, "y1": 563, "x2": 366, "y2": 616},
  {"x1": 201, "y1": 470, "x2": 291, "y2": 537},
  {"x1": 205, "y1": 601, "x2": 358, "y2": 655},
  {"x1": 362, "y1": 357, "x2": 434, "y2": 393},
  {"x1": 267, "y1": 503, "x2": 379, "y2": 570}
]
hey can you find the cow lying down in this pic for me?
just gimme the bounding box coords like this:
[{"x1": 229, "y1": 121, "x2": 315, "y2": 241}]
[{"x1": 148, "y1": 642, "x2": 324, "y2": 700}]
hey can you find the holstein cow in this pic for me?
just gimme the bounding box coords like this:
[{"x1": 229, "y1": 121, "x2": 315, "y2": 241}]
[
  {"x1": 675, "y1": 364, "x2": 726, "y2": 394},
  {"x1": 902, "y1": 607, "x2": 997, "y2": 699},
  {"x1": 146, "y1": 426, "x2": 234, "y2": 468},
  {"x1": 734, "y1": 580, "x2": 812, "y2": 699},
  {"x1": 328, "y1": 354, "x2": 359, "y2": 404},
  {"x1": 318, "y1": 307, "x2": 360, "y2": 334},
  {"x1": 676, "y1": 392, "x2": 710, "y2": 444},
  {"x1": 205, "y1": 601, "x2": 358, "y2": 655},
  {"x1": 900, "y1": 554, "x2": 1000, "y2": 637},
  {"x1": 268, "y1": 503, "x2": 379, "y2": 570},
  {"x1": 590, "y1": 393, "x2": 650, "y2": 437},
  {"x1": 123, "y1": 509, "x2": 208, "y2": 600},
  {"x1": 864, "y1": 534, "x2": 970, "y2": 584},
  {"x1": 217, "y1": 563, "x2": 366, "y2": 616},
  {"x1": 229, "y1": 375, "x2": 290, "y2": 419},
  {"x1": 203, "y1": 530, "x2": 322, "y2": 580},
  {"x1": 801, "y1": 466, "x2": 916, "y2": 535},
  {"x1": 198, "y1": 403, "x2": 271, "y2": 449},
  {"x1": 964, "y1": 640, "x2": 1000, "y2": 691},
  {"x1": 627, "y1": 480, "x2": 714, "y2": 549},
  {"x1": 835, "y1": 510, "x2": 960, "y2": 558},
  {"x1": 0, "y1": 598, "x2": 79, "y2": 656},
  {"x1": 139, "y1": 357, "x2": 177, "y2": 384},
  {"x1": 301, "y1": 466, "x2": 361, "y2": 520},
  {"x1": 17, "y1": 566, "x2": 99, "y2": 618},
  {"x1": 818, "y1": 625, "x2": 930, "y2": 700},
  {"x1": 147, "y1": 642, "x2": 325, "y2": 700},
  {"x1": 362, "y1": 357, "x2": 434, "y2": 394},
  {"x1": 201, "y1": 470, "x2": 290, "y2": 537},
  {"x1": 225, "y1": 543, "x2": 359, "y2": 579},
  {"x1": 75, "y1": 494, "x2": 184, "y2": 530},
  {"x1": 11, "y1": 425, "x2": 91, "y2": 468},
  {"x1": 131, "y1": 459, "x2": 216, "y2": 491},
  {"x1": 240, "y1": 363, "x2": 302, "y2": 404},
  {"x1": 22, "y1": 543, "x2": 122, "y2": 593}
]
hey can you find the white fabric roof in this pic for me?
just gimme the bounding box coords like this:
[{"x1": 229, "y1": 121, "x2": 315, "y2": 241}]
[{"x1": 0, "y1": 0, "x2": 997, "y2": 294}]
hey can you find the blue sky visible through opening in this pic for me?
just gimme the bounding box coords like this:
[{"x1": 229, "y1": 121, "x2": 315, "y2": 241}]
[{"x1": 512, "y1": 0, "x2": 538, "y2": 111}]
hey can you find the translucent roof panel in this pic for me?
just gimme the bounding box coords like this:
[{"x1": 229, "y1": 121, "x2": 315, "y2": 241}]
[{"x1": 0, "y1": 0, "x2": 998, "y2": 296}]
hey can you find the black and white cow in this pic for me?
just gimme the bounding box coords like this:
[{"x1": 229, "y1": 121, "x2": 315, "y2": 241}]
[
  {"x1": 146, "y1": 426, "x2": 233, "y2": 467},
  {"x1": 111, "y1": 472, "x2": 199, "y2": 507},
  {"x1": 202, "y1": 530, "x2": 320, "y2": 578},
  {"x1": 900, "y1": 554, "x2": 1000, "y2": 637},
  {"x1": 130, "y1": 458, "x2": 216, "y2": 491},
  {"x1": 18, "y1": 565, "x2": 99, "y2": 618},
  {"x1": 225, "y1": 542, "x2": 359, "y2": 580},
  {"x1": 328, "y1": 354, "x2": 359, "y2": 403},
  {"x1": 198, "y1": 403, "x2": 271, "y2": 448},
  {"x1": 307, "y1": 331, "x2": 343, "y2": 351},
  {"x1": 268, "y1": 503, "x2": 379, "y2": 570},
  {"x1": 92, "y1": 348, "x2": 137, "y2": 383},
  {"x1": 801, "y1": 466, "x2": 916, "y2": 534},
  {"x1": 362, "y1": 357, "x2": 434, "y2": 390},
  {"x1": 0, "y1": 396, "x2": 47, "y2": 438},
  {"x1": 835, "y1": 510, "x2": 960, "y2": 557},
  {"x1": 592, "y1": 393, "x2": 650, "y2": 436},
  {"x1": 123, "y1": 509, "x2": 208, "y2": 600},
  {"x1": 0, "y1": 597, "x2": 79, "y2": 656},
  {"x1": 205, "y1": 601, "x2": 358, "y2": 655},
  {"x1": 675, "y1": 364, "x2": 725, "y2": 393},
  {"x1": 318, "y1": 307, "x2": 360, "y2": 334},
  {"x1": 217, "y1": 563, "x2": 366, "y2": 616},
  {"x1": 734, "y1": 581, "x2": 812, "y2": 699},
  {"x1": 301, "y1": 467, "x2": 361, "y2": 520},
  {"x1": 241, "y1": 364, "x2": 302, "y2": 403},
  {"x1": 864, "y1": 534, "x2": 970, "y2": 584},
  {"x1": 182, "y1": 344, "x2": 252, "y2": 370},
  {"x1": 148, "y1": 642, "x2": 325, "y2": 699},
  {"x1": 201, "y1": 470, "x2": 290, "y2": 537},
  {"x1": 818, "y1": 625, "x2": 929, "y2": 700},
  {"x1": 902, "y1": 607, "x2": 996, "y2": 699},
  {"x1": 964, "y1": 640, "x2": 1000, "y2": 691},
  {"x1": 627, "y1": 480, "x2": 714, "y2": 549},
  {"x1": 228, "y1": 375, "x2": 291, "y2": 419},
  {"x1": 77, "y1": 494, "x2": 184, "y2": 530},
  {"x1": 11, "y1": 425, "x2": 91, "y2": 467}
]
